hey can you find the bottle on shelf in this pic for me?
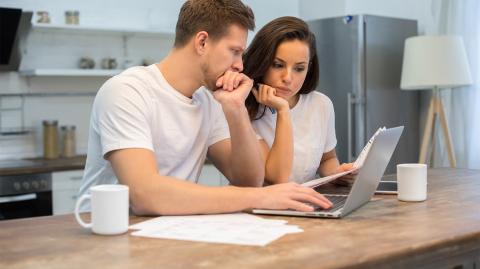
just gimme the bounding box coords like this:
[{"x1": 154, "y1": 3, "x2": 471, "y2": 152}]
[
  {"x1": 61, "y1": 125, "x2": 76, "y2": 158},
  {"x1": 43, "y1": 120, "x2": 59, "y2": 159}
]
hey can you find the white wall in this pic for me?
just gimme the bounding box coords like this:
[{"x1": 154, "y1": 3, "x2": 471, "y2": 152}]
[
  {"x1": 0, "y1": 0, "x2": 182, "y2": 159},
  {"x1": 245, "y1": 0, "x2": 300, "y2": 34},
  {"x1": 0, "y1": 0, "x2": 183, "y2": 30},
  {"x1": 299, "y1": 0, "x2": 434, "y2": 34},
  {"x1": 0, "y1": 0, "x2": 299, "y2": 160},
  {"x1": 299, "y1": 0, "x2": 347, "y2": 21},
  {"x1": 0, "y1": 0, "x2": 438, "y2": 160}
]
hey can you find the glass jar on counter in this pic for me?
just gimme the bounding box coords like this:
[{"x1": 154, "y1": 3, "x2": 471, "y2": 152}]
[
  {"x1": 65, "y1": 10, "x2": 79, "y2": 25},
  {"x1": 61, "y1": 125, "x2": 76, "y2": 158},
  {"x1": 43, "y1": 120, "x2": 59, "y2": 159}
]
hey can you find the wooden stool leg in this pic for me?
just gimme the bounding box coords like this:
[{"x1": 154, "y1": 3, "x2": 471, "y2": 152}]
[{"x1": 438, "y1": 98, "x2": 457, "y2": 168}]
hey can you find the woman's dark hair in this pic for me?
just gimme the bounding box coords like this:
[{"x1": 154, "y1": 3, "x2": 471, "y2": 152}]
[{"x1": 243, "y1": 16, "x2": 319, "y2": 120}]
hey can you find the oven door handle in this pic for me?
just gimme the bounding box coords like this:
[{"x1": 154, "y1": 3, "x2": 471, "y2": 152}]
[{"x1": 0, "y1": 193, "x2": 37, "y2": 203}]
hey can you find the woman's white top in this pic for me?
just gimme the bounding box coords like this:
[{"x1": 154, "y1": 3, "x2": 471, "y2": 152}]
[{"x1": 252, "y1": 91, "x2": 337, "y2": 183}]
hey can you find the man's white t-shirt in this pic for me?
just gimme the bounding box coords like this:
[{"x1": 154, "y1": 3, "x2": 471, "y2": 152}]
[
  {"x1": 251, "y1": 91, "x2": 337, "y2": 183},
  {"x1": 79, "y1": 64, "x2": 230, "y2": 198}
]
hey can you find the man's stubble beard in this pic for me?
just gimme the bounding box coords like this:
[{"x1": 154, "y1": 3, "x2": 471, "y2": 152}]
[{"x1": 201, "y1": 61, "x2": 219, "y2": 92}]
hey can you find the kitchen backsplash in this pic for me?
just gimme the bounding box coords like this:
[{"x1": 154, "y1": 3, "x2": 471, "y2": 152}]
[{"x1": 0, "y1": 95, "x2": 93, "y2": 160}]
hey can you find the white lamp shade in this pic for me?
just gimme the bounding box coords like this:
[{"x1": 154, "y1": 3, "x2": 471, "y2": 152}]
[{"x1": 401, "y1": 35, "x2": 473, "y2": 90}]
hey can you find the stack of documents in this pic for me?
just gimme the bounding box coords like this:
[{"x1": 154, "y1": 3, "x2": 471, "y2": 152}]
[
  {"x1": 129, "y1": 213, "x2": 302, "y2": 246},
  {"x1": 302, "y1": 126, "x2": 386, "y2": 188},
  {"x1": 353, "y1": 126, "x2": 386, "y2": 169}
]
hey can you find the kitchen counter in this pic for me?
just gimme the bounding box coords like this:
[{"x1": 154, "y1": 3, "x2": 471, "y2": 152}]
[
  {"x1": 0, "y1": 155, "x2": 214, "y2": 176},
  {"x1": 1, "y1": 168, "x2": 480, "y2": 269},
  {"x1": 0, "y1": 155, "x2": 86, "y2": 176}
]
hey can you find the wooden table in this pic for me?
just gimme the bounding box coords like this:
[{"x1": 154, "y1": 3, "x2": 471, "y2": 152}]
[{"x1": 1, "y1": 168, "x2": 480, "y2": 269}]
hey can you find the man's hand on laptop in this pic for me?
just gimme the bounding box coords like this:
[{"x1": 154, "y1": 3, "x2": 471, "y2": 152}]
[{"x1": 252, "y1": 182, "x2": 333, "y2": 211}]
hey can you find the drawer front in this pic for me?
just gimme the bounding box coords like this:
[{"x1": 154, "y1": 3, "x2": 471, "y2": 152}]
[
  {"x1": 52, "y1": 170, "x2": 84, "y2": 191},
  {"x1": 52, "y1": 189, "x2": 79, "y2": 215},
  {"x1": 198, "y1": 164, "x2": 221, "y2": 186}
]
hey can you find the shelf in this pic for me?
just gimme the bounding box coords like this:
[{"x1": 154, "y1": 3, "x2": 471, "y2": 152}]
[
  {"x1": 20, "y1": 69, "x2": 122, "y2": 77},
  {"x1": 32, "y1": 23, "x2": 175, "y2": 37},
  {"x1": 0, "y1": 127, "x2": 32, "y2": 136},
  {"x1": 0, "y1": 92, "x2": 97, "y2": 97}
]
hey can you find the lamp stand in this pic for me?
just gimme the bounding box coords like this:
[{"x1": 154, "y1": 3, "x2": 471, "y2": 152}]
[{"x1": 419, "y1": 87, "x2": 456, "y2": 167}]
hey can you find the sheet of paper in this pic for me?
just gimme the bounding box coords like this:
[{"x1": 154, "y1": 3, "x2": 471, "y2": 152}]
[
  {"x1": 353, "y1": 126, "x2": 386, "y2": 169},
  {"x1": 129, "y1": 213, "x2": 302, "y2": 246},
  {"x1": 301, "y1": 169, "x2": 353, "y2": 188},
  {"x1": 301, "y1": 126, "x2": 386, "y2": 189}
]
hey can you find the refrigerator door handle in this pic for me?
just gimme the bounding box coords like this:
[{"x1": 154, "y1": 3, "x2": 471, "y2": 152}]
[{"x1": 347, "y1": 93, "x2": 354, "y2": 162}]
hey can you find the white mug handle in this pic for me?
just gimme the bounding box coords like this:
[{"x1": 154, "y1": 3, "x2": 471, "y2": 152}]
[{"x1": 75, "y1": 194, "x2": 93, "y2": 229}]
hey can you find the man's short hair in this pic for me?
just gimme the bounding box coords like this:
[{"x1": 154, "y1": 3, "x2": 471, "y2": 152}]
[{"x1": 174, "y1": 0, "x2": 255, "y2": 48}]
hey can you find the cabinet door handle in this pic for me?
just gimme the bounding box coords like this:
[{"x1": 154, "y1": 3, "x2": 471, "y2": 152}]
[{"x1": 69, "y1": 176, "x2": 83, "y2": 181}]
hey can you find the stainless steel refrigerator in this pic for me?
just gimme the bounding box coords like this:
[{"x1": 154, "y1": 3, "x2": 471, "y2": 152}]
[{"x1": 308, "y1": 15, "x2": 419, "y2": 173}]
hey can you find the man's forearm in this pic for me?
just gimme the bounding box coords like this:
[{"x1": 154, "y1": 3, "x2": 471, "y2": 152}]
[
  {"x1": 222, "y1": 105, "x2": 264, "y2": 186},
  {"x1": 129, "y1": 174, "x2": 258, "y2": 215}
]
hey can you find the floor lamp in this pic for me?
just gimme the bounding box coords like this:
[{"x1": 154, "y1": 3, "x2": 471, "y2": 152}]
[{"x1": 401, "y1": 36, "x2": 472, "y2": 168}]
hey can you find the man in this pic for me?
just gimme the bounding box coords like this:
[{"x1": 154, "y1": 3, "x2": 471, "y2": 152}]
[{"x1": 79, "y1": 0, "x2": 332, "y2": 215}]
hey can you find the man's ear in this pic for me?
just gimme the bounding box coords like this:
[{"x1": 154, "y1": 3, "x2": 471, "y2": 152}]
[{"x1": 194, "y1": 31, "x2": 209, "y2": 55}]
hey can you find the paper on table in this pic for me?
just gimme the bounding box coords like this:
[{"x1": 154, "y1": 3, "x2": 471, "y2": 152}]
[
  {"x1": 301, "y1": 126, "x2": 386, "y2": 189},
  {"x1": 353, "y1": 126, "x2": 386, "y2": 169},
  {"x1": 129, "y1": 212, "x2": 271, "y2": 230},
  {"x1": 129, "y1": 213, "x2": 302, "y2": 246},
  {"x1": 301, "y1": 169, "x2": 353, "y2": 188}
]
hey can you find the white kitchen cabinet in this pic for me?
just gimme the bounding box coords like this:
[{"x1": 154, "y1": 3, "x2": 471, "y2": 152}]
[
  {"x1": 197, "y1": 164, "x2": 231, "y2": 186},
  {"x1": 197, "y1": 164, "x2": 222, "y2": 186},
  {"x1": 52, "y1": 170, "x2": 84, "y2": 215},
  {"x1": 219, "y1": 174, "x2": 229, "y2": 186}
]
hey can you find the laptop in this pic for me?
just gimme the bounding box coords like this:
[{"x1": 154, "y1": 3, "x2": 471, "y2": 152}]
[{"x1": 252, "y1": 126, "x2": 404, "y2": 218}]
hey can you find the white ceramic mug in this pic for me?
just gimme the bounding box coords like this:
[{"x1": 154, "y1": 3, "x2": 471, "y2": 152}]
[
  {"x1": 397, "y1": 164, "x2": 427, "y2": 202},
  {"x1": 75, "y1": 184, "x2": 129, "y2": 235}
]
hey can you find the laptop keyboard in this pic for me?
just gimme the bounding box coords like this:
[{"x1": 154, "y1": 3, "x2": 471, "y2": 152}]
[{"x1": 311, "y1": 195, "x2": 347, "y2": 212}]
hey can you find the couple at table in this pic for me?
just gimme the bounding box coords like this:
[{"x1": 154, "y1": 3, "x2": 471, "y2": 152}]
[{"x1": 78, "y1": 0, "x2": 353, "y2": 215}]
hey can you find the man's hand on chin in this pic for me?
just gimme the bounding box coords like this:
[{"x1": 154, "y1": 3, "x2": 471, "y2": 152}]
[{"x1": 213, "y1": 70, "x2": 253, "y2": 108}]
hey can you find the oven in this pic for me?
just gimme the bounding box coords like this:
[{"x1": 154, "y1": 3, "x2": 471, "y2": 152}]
[{"x1": 0, "y1": 173, "x2": 52, "y2": 220}]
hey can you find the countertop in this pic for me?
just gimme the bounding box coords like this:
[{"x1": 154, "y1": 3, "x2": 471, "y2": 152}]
[
  {"x1": 1, "y1": 168, "x2": 480, "y2": 269},
  {"x1": 0, "y1": 155, "x2": 215, "y2": 176},
  {"x1": 0, "y1": 155, "x2": 86, "y2": 176}
]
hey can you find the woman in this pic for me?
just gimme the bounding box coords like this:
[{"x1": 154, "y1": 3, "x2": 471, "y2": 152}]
[{"x1": 243, "y1": 16, "x2": 353, "y2": 184}]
